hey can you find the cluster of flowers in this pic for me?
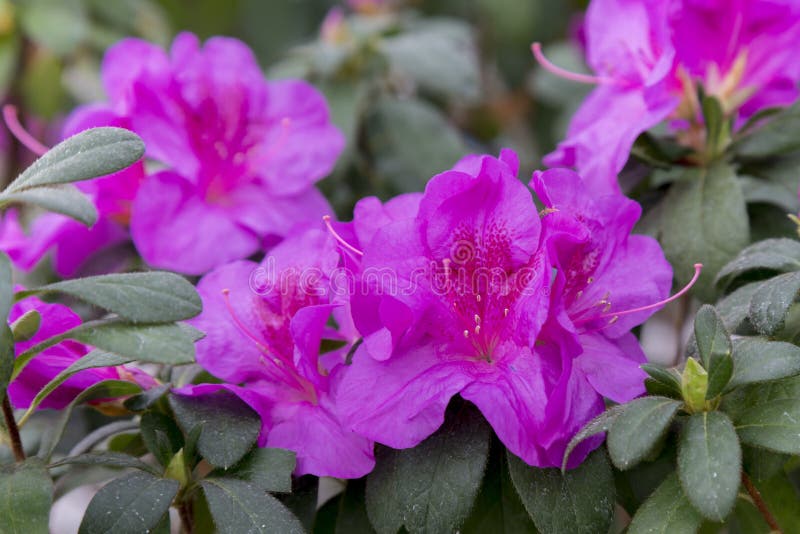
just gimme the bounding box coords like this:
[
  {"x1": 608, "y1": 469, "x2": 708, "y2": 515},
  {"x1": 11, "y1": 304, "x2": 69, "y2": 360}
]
[{"x1": 4, "y1": 0, "x2": 799, "y2": 478}]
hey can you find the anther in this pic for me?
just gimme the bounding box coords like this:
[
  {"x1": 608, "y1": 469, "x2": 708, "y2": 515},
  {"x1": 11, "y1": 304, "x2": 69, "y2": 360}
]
[
  {"x1": 474, "y1": 314, "x2": 481, "y2": 325},
  {"x1": 475, "y1": 325, "x2": 481, "y2": 335},
  {"x1": 503, "y1": 308, "x2": 509, "y2": 317},
  {"x1": 463, "y1": 329, "x2": 470, "y2": 338}
]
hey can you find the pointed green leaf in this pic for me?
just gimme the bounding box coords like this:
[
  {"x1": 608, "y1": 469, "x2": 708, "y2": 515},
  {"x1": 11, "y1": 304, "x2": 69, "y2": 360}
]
[
  {"x1": 732, "y1": 100, "x2": 800, "y2": 158},
  {"x1": 729, "y1": 337, "x2": 800, "y2": 389},
  {"x1": 628, "y1": 473, "x2": 703, "y2": 534},
  {"x1": 78, "y1": 471, "x2": 179, "y2": 534},
  {"x1": 0, "y1": 185, "x2": 97, "y2": 226},
  {"x1": 749, "y1": 272, "x2": 800, "y2": 336},
  {"x1": 716, "y1": 282, "x2": 761, "y2": 333},
  {"x1": 716, "y1": 238, "x2": 800, "y2": 286},
  {"x1": 677, "y1": 412, "x2": 741, "y2": 521},
  {"x1": 140, "y1": 411, "x2": 184, "y2": 468},
  {"x1": 365, "y1": 404, "x2": 491, "y2": 534},
  {"x1": 608, "y1": 397, "x2": 682, "y2": 470},
  {"x1": 0, "y1": 459, "x2": 53, "y2": 534},
  {"x1": 654, "y1": 162, "x2": 749, "y2": 301},
  {"x1": 693, "y1": 305, "x2": 733, "y2": 398},
  {"x1": 19, "y1": 272, "x2": 202, "y2": 324},
  {"x1": 201, "y1": 478, "x2": 304, "y2": 534},
  {"x1": 508, "y1": 449, "x2": 614, "y2": 534},
  {"x1": 219, "y1": 448, "x2": 296, "y2": 494},
  {"x1": 642, "y1": 364, "x2": 683, "y2": 399},
  {"x1": 735, "y1": 398, "x2": 800, "y2": 454},
  {"x1": 49, "y1": 452, "x2": 159, "y2": 475},
  {"x1": 562, "y1": 403, "x2": 627, "y2": 471},
  {"x1": 6, "y1": 127, "x2": 143, "y2": 193},
  {"x1": 169, "y1": 391, "x2": 261, "y2": 469}
]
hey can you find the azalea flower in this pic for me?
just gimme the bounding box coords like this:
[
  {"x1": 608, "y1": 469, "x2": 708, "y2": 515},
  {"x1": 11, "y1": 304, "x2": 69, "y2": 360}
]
[
  {"x1": 176, "y1": 226, "x2": 374, "y2": 478},
  {"x1": 8, "y1": 291, "x2": 149, "y2": 410},
  {"x1": 537, "y1": 0, "x2": 800, "y2": 194},
  {"x1": 3, "y1": 32, "x2": 344, "y2": 276},
  {"x1": 334, "y1": 150, "x2": 674, "y2": 467}
]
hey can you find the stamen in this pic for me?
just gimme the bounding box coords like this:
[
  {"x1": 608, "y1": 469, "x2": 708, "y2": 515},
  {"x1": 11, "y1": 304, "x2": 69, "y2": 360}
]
[
  {"x1": 598, "y1": 263, "x2": 703, "y2": 320},
  {"x1": 3, "y1": 105, "x2": 49, "y2": 156},
  {"x1": 221, "y1": 289, "x2": 274, "y2": 354},
  {"x1": 474, "y1": 314, "x2": 481, "y2": 324},
  {"x1": 463, "y1": 329, "x2": 469, "y2": 338},
  {"x1": 531, "y1": 43, "x2": 616, "y2": 85},
  {"x1": 322, "y1": 215, "x2": 364, "y2": 257},
  {"x1": 475, "y1": 325, "x2": 481, "y2": 335}
]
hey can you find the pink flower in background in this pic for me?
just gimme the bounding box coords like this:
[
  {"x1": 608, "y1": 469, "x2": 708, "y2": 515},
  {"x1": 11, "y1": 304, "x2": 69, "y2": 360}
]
[
  {"x1": 176, "y1": 226, "x2": 374, "y2": 478},
  {"x1": 7, "y1": 291, "x2": 147, "y2": 410},
  {"x1": 3, "y1": 32, "x2": 344, "y2": 277},
  {"x1": 539, "y1": 0, "x2": 800, "y2": 194}
]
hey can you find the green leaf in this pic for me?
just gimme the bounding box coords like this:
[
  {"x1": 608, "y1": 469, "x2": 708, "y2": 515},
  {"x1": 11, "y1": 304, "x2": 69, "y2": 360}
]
[
  {"x1": 365, "y1": 404, "x2": 491, "y2": 534},
  {"x1": 740, "y1": 175, "x2": 800, "y2": 212},
  {"x1": 380, "y1": 19, "x2": 480, "y2": 103},
  {"x1": 653, "y1": 162, "x2": 749, "y2": 301},
  {"x1": 218, "y1": 448, "x2": 296, "y2": 494},
  {"x1": 0, "y1": 184, "x2": 98, "y2": 226},
  {"x1": 18, "y1": 0, "x2": 89, "y2": 55},
  {"x1": 0, "y1": 252, "x2": 13, "y2": 406},
  {"x1": 628, "y1": 473, "x2": 704, "y2": 534},
  {"x1": 693, "y1": 305, "x2": 733, "y2": 398},
  {"x1": 123, "y1": 384, "x2": 170, "y2": 412},
  {"x1": 562, "y1": 403, "x2": 627, "y2": 471},
  {"x1": 741, "y1": 445, "x2": 789, "y2": 482},
  {"x1": 732, "y1": 100, "x2": 800, "y2": 158},
  {"x1": 169, "y1": 391, "x2": 261, "y2": 469},
  {"x1": 716, "y1": 238, "x2": 800, "y2": 287},
  {"x1": 729, "y1": 337, "x2": 800, "y2": 389},
  {"x1": 21, "y1": 350, "x2": 131, "y2": 419},
  {"x1": 201, "y1": 478, "x2": 304, "y2": 534},
  {"x1": 677, "y1": 412, "x2": 741, "y2": 521},
  {"x1": 716, "y1": 282, "x2": 761, "y2": 333},
  {"x1": 14, "y1": 319, "x2": 197, "y2": 379},
  {"x1": 508, "y1": 449, "x2": 614, "y2": 534},
  {"x1": 735, "y1": 398, "x2": 800, "y2": 454},
  {"x1": 78, "y1": 471, "x2": 179, "y2": 534},
  {"x1": 701, "y1": 94, "x2": 730, "y2": 157},
  {"x1": 10, "y1": 309, "x2": 41, "y2": 342},
  {"x1": 140, "y1": 411, "x2": 184, "y2": 468},
  {"x1": 748, "y1": 272, "x2": 800, "y2": 336},
  {"x1": 37, "y1": 380, "x2": 141, "y2": 461},
  {"x1": 334, "y1": 478, "x2": 376, "y2": 534},
  {"x1": 608, "y1": 397, "x2": 682, "y2": 470},
  {"x1": 19, "y1": 272, "x2": 202, "y2": 324},
  {"x1": 642, "y1": 364, "x2": 684, "y2": 399},
  {"x1": 0, "y1": 459, "x2": 53, "y2": 534},
  {"x1": 462, "y1": 445, "x2": 537, "y2": 534},
  {"x1": 363, "y1": 97, "x2": 468, "y2": 194},
  {"x1": 6, "y1": 127, "x2": 143, "y2": 193},
  {"x1": 49, "y1": 452, "x2": 160, "y2": 475}
]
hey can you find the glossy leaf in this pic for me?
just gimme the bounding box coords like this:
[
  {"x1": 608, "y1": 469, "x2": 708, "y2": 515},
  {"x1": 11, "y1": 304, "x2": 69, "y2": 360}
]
[
  {"x1": 607, "y1": 397, "x2": 682, "y2": 470},
  {"x1": 508, "y1": 449, "x2": 614, "y2": 534}
]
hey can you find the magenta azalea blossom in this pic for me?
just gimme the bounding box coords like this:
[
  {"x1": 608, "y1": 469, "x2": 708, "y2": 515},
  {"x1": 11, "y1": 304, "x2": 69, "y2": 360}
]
[
  {"x1": 116, "y1": 32, "x2": 343, "y2": 274},
  {"x1": 176, "y1": 226, "x2": 374, "y2": 478},
  {"x1": 335, "y1": 150, "x2": 672, "y2": 468},
  {"x1": 541, "y1": 0, "x2": 800, "y2": 194},
  {"x1": 7, "y1": 292, "x2": 139, "y2": 410}
]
